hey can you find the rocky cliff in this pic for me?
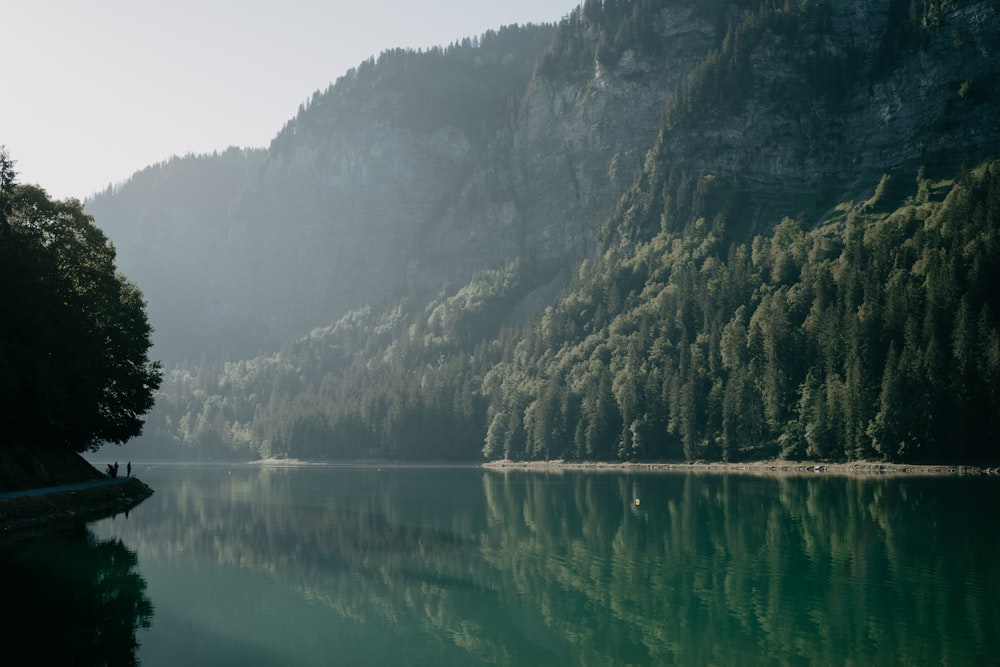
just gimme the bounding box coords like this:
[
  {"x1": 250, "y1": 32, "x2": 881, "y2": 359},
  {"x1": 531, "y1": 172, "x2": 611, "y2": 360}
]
[
  {"x1": 657, "y1": 0, "x2": 1000, "y2": 218},
  {"x1": 85, "y1": 0, "x2": 1000, "y2": 364}
]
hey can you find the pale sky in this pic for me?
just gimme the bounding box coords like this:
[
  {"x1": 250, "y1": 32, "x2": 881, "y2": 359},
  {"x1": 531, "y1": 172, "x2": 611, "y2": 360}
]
[{"x1": 2, "y1": 0, "x2": 577, "y2": 201}]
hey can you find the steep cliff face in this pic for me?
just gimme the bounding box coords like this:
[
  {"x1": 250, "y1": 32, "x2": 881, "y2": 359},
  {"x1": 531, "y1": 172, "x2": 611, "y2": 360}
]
[
  {"x1": 86, "y1": 0, "x2": 1000, "y2": 364},
  {"x1": 91, "y1": 28, "x2": 558, "y2": 360},
  {"x1": 241, "y1": 4, "x2": 723, "y2": 325},
  {"x1": 408, "y1": 2, "x2": 720, "y2": 292},
  {"x1": 233, "y1": 114, "x2": 480, "y2": 335},
  {"x1": 656, "y1": 0, "x2": 1000, "y2": 219}
]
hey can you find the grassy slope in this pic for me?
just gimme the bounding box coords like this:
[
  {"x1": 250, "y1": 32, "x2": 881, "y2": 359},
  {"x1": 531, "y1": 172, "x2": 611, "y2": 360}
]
[{"x1": 0, "y1": 442, "x2": 106, "y2": 493}]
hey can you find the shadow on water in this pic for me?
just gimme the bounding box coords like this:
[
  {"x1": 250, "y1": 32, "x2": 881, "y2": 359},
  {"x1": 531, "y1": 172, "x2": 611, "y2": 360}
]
[{"x1": 0, "y1": 522, "x2": 152, "y2": 666}]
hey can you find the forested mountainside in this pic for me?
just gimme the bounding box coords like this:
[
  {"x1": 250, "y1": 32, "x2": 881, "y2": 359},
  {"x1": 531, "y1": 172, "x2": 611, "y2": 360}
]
[{"x1": 90, "y1": 0, "x2": 1000, "y2": 464}]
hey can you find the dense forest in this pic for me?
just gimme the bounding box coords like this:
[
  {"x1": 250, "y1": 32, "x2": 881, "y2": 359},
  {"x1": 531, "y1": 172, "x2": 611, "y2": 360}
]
[{"x1": 95, "y1": 0, "x2": 1000, "y2": 465}]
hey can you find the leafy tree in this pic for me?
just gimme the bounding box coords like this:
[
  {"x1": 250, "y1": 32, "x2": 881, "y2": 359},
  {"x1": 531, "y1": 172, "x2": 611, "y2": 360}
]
[{"x1": 0, "y1": 149, "x2": 161, "y2": 452}]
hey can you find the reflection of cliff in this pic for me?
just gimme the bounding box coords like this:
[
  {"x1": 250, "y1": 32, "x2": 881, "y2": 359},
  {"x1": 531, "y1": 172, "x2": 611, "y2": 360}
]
[
  {"x1": 0, "y1": 524, "x2": 152, "y2": 665},
  {"x1": 480, "y1": 472, "x2": 1000, "y2": 665}
]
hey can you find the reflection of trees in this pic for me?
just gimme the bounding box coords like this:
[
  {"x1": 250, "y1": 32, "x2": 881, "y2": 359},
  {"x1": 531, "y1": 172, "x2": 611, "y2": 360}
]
[
  {"x1": 91, "y1": 467, "x2": 998, "y2": 665},
  {"x1": 481, "y1": 471, "x2": 1000, "y2": 665},
  {"x1": 109, "y1": 467, "x2": 551, "y2": 664},
  {"x1": 0, "y1": 524, "x2": 152, "y2": 665}
]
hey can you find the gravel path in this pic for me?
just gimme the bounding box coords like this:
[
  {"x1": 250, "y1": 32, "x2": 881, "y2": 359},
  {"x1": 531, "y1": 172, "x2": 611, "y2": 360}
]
[{"x1": 0, "y1": 476, "x2": 130, "y2": 500}]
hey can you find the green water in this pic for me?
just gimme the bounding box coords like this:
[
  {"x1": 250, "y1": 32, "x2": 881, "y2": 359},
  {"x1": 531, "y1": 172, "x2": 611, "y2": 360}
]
[{"x1": 4, "y1": 464, "x2": 998, "y2": 665}]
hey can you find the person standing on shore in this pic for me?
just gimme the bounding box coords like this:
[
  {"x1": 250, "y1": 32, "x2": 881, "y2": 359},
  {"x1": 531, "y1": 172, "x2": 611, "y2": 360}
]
[{"x1": 127, "y1": 462, "x2": 131, "y2": 478}]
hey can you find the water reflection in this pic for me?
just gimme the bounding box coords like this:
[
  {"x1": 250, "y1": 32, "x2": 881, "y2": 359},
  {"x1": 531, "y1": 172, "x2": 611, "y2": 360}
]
[
  {"x1": 89, "y1": 466, "x2": 1000, "y2": 665},
  {"x1": 0, "y1": 523, "x2": 152, "y2": 665},
  {"x1": 480, "y1": 471, "x2": 1000, "y2": 665},
  {"x1": 96, "y1": 466, "x2": 515, "y2": 665}
]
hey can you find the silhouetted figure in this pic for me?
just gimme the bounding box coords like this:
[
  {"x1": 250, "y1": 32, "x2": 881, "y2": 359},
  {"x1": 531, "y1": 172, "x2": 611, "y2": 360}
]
[
  {"x1": 113, "y1": 462, "x2": 119, "y2": 479},
  {"x1": 107, "y1": 464, "x2": 114, "y2": 477},
  {"x1": 127, "y1": 462, "x2": 131, "y2": 478}
]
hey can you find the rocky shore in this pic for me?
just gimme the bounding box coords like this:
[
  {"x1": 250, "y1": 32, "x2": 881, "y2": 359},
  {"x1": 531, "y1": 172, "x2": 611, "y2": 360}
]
[
  {"x1": 0, "y1": 478, "x2": 153, "y2": 536},
  {"x1": 0, "y1": 443, "x2": 153, "y2": 537},
  {"x1": 482, "y1": 459, "x2": 999, "y2": 476}
]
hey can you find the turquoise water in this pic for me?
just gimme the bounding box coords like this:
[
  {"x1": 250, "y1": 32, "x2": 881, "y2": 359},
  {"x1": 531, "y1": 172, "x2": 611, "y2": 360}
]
[{"x1": 4, "y1": 464, "x2": 999, "y2": 665}]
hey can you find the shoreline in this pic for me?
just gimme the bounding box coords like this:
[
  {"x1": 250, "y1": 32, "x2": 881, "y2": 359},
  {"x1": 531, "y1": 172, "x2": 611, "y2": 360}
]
[
  {"x1": 0, "y1": 478, "x2": 154, "y2": 538},
  {"x1": 165, "y1": 456, "x2": 997, "y2": 477},
  {"x1": 480, "y1": 459, "x2": 999, "y2": 477}
]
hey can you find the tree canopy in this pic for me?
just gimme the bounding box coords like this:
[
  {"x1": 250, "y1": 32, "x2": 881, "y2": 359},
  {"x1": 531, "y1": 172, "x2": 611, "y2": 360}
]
[{"x1": 0, "y1": 148, "x2": 161, "y2": 452}]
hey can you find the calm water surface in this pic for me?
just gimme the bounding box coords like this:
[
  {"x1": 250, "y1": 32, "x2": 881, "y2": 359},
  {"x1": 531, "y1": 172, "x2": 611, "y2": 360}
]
[{"x1": 3, "y1": 464, "x2": 998, "y2": 665}]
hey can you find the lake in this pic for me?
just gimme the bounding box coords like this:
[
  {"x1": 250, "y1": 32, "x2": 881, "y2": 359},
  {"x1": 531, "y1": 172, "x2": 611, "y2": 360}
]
[{"x1": 2, "y1": 463, "x2": 998, "y2": 665}]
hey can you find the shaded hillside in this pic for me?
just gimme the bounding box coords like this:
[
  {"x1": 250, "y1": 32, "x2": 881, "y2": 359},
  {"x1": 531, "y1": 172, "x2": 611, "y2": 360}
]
[
  {"x1": 89, "y1": 0, "x2": 1000, "y2": 464},
  {"x1": 88, "y1": 7, "x2": 732, "y2": 364},
  {"x1": 87, "y1": 25, "x2": 559, "y2": 363},
  {"x1": 85, "y1": 148, "x2": 267, "y2": 361}
]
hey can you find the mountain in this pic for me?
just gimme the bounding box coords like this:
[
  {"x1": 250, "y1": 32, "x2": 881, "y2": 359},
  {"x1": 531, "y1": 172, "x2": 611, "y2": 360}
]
[
  {"x1": 89, "y1": 25, "x2": 560, "y2": 362},
  {"x1": 655, "y1": 0, "x2": 1000, "y2": 210},
  {"x1": 88, "y1": 0, "x2": 1000, "y2": 463}
]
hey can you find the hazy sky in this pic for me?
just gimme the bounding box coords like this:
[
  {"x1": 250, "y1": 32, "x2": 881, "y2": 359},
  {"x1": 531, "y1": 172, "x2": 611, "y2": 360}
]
[{"x1": 3, "y1": 0, "x2": 577, "y2": 201}]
